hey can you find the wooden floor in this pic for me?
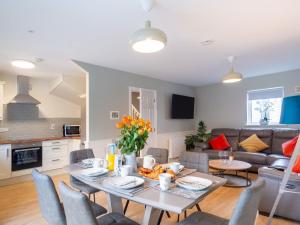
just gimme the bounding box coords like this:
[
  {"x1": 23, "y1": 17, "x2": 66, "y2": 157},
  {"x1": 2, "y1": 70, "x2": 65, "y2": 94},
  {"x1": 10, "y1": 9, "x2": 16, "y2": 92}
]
[{"x1": 0, "y1": 173, "x2": 298, "y2": 225}]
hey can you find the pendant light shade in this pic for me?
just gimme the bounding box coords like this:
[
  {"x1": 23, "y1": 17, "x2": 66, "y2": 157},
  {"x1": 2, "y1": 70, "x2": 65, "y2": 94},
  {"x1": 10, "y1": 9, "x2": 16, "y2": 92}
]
[
  {"x1": 130, "y1": 21, "x2": 167, "y2": 53},
  {"x1": 222, "y1": 69, "x2": 243, "y2": 83},
  {"x1": 222, "y1": 56, "x2": 243, "y2": 83}
]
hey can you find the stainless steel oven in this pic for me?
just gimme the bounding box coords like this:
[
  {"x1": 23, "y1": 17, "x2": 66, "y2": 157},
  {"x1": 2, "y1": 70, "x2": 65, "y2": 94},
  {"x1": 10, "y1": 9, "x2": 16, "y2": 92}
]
[
  {"x1": 63, "y1": 124, "x2": 80, "y2": 137},
  {"x1": 11, "y1": 142, "x2": 42, "y2": 171}
]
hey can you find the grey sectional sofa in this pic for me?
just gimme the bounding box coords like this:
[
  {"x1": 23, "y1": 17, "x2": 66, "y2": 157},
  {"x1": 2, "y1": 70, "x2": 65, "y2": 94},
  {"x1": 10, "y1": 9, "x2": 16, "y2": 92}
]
[
  {"x1": 191, "y1": 128, "x2": 299, "y2": 172},
  {"x1": 191, "y1": 128, "x2": 300, "y2": 222}
]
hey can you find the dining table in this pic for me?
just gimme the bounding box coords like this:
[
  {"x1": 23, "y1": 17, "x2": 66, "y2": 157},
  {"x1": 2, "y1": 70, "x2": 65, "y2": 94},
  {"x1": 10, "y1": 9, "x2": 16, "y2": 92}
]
[{"x1": 66, "y1": 164, "x2": 227, "y2": 225}]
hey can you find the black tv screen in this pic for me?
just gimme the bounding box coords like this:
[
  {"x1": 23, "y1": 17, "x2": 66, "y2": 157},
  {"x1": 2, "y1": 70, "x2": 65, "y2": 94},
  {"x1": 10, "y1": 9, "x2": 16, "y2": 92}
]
[{"x1": 171, "y1": 94, "x2": 195, "y2": 119}]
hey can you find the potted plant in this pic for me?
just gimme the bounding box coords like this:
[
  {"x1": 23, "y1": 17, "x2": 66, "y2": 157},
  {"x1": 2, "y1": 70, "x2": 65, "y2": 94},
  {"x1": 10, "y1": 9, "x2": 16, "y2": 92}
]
[
  {"x1": 185, "y1": 121, "x2": 211, "y2": 150},
  {"x1": 254, "y1": 101, "x2": 274, "y2": 125},
  {"x1": 116, "y1": 116, "x2": 152, "y2": 172}
]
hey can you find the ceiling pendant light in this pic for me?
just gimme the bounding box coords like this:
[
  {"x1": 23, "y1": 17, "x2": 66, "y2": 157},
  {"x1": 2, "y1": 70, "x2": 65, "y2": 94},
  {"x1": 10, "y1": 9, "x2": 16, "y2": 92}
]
[
  {"x1": 222, "y1": 56, "x2": 243, "y2": 83},
  {"x1": 11, "y1": 59, "x2": 35, "y2": 69},
  {"x1": 130, "y1": 20, "x2": 167, "y2": 53}
]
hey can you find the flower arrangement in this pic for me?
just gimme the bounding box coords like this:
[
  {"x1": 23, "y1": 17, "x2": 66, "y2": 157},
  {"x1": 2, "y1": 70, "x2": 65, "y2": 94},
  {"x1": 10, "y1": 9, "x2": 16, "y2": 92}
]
[
  {"x1": 254, "y1": 101, "x2": 274, "y2": 125},
  {"x1": 116, "y1": 116, "x2": 152, "y2": 155}
]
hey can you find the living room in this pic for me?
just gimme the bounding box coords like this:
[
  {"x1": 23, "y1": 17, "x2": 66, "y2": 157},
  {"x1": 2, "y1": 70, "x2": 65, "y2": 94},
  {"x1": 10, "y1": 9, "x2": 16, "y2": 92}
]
[{"x1": 1, "y1": 1, "x2": 300, "y2": 225}]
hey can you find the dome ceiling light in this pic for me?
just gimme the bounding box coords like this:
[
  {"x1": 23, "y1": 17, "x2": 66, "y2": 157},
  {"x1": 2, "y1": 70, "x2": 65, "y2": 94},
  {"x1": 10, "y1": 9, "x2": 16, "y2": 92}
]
[
  {"x1": 130, "y1": 20, "x2": 167, "y2": 53},
  {"x1": 11, "y1": 59, "x2": 35, "y2": 69},
  {"x1": 222, "y1": 56, "x2": 243, "y2": 83}
]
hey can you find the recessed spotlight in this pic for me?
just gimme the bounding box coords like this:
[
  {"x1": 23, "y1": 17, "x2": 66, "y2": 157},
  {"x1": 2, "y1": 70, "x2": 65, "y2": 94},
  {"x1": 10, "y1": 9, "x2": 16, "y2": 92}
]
[
  {"x1": 11, "y1": 60, "x2": 35, "y2": 69},
  {"x1": 200, "y1": 39, "x2": 215, "y2": 46}
]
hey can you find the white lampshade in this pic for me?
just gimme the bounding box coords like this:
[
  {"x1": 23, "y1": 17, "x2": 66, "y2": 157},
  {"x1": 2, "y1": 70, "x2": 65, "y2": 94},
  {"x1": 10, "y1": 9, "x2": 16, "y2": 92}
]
[
  {"x1": 11, "y1": 60, "x2": 35, "y2": 69},
  {"x1": 222, "y1": 69, "x2": 243, "y2": 83},
  {"x1": 130, "y1": 21, "x2": 167, "y2": 53}
]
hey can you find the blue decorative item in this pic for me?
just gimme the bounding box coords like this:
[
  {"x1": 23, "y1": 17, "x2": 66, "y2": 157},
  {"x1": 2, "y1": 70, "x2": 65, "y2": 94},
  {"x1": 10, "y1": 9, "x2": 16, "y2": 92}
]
[{"x1": 280, "y1": 95, "x2": 300, "y2": 124}]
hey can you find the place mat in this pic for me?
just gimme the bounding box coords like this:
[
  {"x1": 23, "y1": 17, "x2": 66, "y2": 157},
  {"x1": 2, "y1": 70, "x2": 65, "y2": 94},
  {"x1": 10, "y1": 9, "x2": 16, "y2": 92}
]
[
  {"x1": 176, "y1": 168, "x2": 197, "y2": 178},
  {"x1": 101, "y1": 176, "x2": 152, "y2": 197},
  {"x1": 153, "y1": 181, "x2": 214, "y2": 200}
]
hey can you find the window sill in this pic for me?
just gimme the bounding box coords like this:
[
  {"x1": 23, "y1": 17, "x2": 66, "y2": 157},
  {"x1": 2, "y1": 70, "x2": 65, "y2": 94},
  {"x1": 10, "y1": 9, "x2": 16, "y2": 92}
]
[{"x1": 244, "y1": 124, "x2": 286, "y2": 128}]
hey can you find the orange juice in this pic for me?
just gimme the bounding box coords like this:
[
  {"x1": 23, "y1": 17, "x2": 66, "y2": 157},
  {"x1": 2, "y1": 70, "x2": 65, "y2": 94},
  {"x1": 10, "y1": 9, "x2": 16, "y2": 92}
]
[{"x1": 107, "y1": 153, "x2": 115, "y2": 171}]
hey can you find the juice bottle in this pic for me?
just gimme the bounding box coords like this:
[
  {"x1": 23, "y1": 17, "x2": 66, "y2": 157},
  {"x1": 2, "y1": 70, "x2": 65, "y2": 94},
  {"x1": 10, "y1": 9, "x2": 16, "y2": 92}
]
[{"x1": 107, "y1": 144, "x2": 116, "y2": 171}]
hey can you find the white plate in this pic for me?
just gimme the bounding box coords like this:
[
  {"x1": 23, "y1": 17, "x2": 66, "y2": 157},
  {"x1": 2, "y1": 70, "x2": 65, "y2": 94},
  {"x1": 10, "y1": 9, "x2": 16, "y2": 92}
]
[
  {"x1": 81, "y1": 168, "x2": 108, "y2": 177},
  {"x1": 175, "y1": 176, "x2": 212, "y2": 191},
  {"x1": 103, "y1": 176, "x2": 144, "y2": 189}
]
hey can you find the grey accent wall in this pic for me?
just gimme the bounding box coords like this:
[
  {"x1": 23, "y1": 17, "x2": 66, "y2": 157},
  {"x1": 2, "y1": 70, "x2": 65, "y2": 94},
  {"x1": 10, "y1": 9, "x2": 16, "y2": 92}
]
[
  {"x1": 196, "y1": 69, "x2": 300, "y2": 129},
  {"x1": 75, "y1": 61, "x2": 196, "y2": 141}
]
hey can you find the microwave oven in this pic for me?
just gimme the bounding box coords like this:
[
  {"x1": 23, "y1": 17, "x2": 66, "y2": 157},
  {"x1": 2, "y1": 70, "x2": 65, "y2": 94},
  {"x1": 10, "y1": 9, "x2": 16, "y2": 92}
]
[{"x1": 63, "y1": 125, "x2": 80, "y2": 137}]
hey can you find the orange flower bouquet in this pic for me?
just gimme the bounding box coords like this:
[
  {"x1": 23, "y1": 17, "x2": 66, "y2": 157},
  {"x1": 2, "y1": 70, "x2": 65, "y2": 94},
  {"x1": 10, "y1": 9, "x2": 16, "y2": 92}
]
[{"x1": 116, "y1": 116, "x2": 152, "y2": 155}]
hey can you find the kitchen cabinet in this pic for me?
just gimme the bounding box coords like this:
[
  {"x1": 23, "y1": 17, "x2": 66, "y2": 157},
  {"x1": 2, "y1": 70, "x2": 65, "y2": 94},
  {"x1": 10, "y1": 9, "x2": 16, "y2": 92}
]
[
  {"x1": 42, "y1": 140, "x2": 68, "y2": 171},
  {"x1": 0, "y1": 144, "x2": 11, "y2": 179}
]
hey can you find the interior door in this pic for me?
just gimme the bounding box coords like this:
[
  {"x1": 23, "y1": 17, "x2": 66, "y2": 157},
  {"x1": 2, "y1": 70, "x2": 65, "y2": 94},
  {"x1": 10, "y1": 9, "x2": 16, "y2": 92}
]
[
  {"x1": 140, "y1": 88, "x2": 157, "y2": 156},
  {"x1": 0, "y1": 144, "x2": 11, "y2": 179}
]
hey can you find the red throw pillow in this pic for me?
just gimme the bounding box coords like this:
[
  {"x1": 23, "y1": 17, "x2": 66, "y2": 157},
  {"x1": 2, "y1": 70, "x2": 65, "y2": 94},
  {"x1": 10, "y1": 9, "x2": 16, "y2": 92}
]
[
  {"x1": 209, "y1": 134, "x2": 231, "y2": 150},
  {"x1": 282, "y1": 136, "x2": 299, "y2": 157},
  {"x1": 292, "y1": 156, "x2": 300, "y2": 173}
]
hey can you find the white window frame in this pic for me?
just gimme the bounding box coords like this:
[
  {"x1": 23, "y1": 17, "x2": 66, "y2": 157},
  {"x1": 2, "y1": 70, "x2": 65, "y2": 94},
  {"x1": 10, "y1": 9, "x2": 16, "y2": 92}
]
[{"x1": 246, "y1": 87, "x2": 284, "y2": 126}]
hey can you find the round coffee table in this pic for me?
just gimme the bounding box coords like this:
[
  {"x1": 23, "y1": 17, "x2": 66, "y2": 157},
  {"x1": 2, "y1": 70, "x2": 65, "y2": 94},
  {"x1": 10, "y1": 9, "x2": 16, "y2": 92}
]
[{"x1": 209, "y1": 159, "x2": 252, "y2": 187}]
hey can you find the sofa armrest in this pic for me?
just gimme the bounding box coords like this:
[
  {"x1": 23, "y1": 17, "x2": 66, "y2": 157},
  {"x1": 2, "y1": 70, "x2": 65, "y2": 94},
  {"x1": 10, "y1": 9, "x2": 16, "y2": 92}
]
[{"x1": 258, "y1": 167, "x2": 300, "y2": 183}]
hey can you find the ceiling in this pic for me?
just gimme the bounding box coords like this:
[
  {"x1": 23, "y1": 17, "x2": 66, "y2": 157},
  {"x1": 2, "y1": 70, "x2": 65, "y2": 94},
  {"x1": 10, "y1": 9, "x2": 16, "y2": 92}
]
[{"x1": 0, "y1": 0, "x2": 300, "y2": 86}]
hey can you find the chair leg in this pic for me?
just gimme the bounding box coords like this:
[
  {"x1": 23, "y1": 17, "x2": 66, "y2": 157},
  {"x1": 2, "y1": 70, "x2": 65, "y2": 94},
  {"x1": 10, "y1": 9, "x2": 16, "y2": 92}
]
[
  {"x1": 88, "y1": 193, "x2": 91, "y2": 200},
  {"x1": 166, "y1": 211, "x2": 171, "y2": 218},
  {"x1": 157, "y1": 210, "x2": 164, "y2": 225},
  {"x1": 184, "y1": 210, "x2": 187, "y2": 218},
  {"x1": 123, "y1": 200, "x2": 130, "y2": 214},
  {"x1": 196, "y1": 203, "x2": 201, "y2": 212},
  {"x1": 93, "y1": 193, "x2": 96, "y2": 203},
  {"x1": 177, "y1": 214, "x2": 180, "y2": 222}
]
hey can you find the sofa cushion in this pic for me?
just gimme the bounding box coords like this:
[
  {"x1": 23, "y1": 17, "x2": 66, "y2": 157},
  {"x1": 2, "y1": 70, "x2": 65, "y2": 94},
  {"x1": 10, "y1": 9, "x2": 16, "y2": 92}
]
[
  {"x1": 266, "y1": 154, "x2": 289, "y2": 165},
  {"x1": 239, "y1": 129, "x2": 273, "y2": 154},
  {"x1": 282, "y1": 135, "x2": 299, "y2": 157},
  {"x1": 209, "y1": 134, "x2": 230, "y2": 150},
  {"x1": 234, "y1": 151, "x2": 267, "y2": 165},
  {"x1": 239, "y1": 134, "x2": 269, "y2": 153},
  {"x1": 211, "y1": 128, "x2": 240, "y2": 151},
  {"x1": 272, "y1": 129, "x2": 299, "y2": 155}
]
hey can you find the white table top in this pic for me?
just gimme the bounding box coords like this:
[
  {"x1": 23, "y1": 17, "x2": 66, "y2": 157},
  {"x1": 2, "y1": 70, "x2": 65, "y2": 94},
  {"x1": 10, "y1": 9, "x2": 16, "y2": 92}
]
[{"x1": 67, "y1": 164, "x2": 226, "y2": 214}]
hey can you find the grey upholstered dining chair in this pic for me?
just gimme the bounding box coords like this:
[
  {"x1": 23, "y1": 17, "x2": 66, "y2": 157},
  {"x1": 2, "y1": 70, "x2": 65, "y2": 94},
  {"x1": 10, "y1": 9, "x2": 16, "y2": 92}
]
[
  {"x1": 70, "y1": 149, "x2": 99, "y2": 202},
  {"x1": 147, "y1": 147, "x2": 169, "y2": 164},
  {"x1": 178, "y1": 178, "x2": 266, "y2": 225},
  {"x1": 32, "y1": 169, "x2": 107, "y2": 225},
  {"x1": 180, "y1": 151, "x2": 209, "y2": 173},
  {"x1": 59, "y1": 181, "x2": 140, "y2": 225},
  {"x1": 177, "y1": 151, "x2": 209, "y2": 221}
]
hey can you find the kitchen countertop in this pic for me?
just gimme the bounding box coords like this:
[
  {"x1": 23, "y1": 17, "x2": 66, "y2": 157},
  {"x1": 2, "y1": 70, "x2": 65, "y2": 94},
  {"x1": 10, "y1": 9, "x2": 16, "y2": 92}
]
[{"x1": 0, "y1": 136, "x2": 81, "y2": 145}]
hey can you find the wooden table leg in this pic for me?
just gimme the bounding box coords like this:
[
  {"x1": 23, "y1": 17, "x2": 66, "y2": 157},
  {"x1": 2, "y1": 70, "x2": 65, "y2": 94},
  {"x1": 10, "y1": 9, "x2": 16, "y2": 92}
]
[
  {"x1": 143, "y1": 206, "x2": 161, "y2": 225},
  {"x1": 106, "y1": 193, "x2": 124, "y2": 214}
]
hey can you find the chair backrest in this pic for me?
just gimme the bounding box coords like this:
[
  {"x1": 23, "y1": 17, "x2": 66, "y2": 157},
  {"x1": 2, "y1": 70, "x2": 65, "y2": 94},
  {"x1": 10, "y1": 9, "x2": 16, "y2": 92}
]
[
  {"x1": 70, "y1": 149, "x2": 95, "y2": 183},
  {"x1": 229, "y1": 178, "x2": 265, "y2": 225},
  {"x1": 32, "y1": 169, "x2": 66, "y2": 225},
  {"x1": 59, "y1": 182, "x2": 98, "y2": 225},
  {"x1": 146, "y1": 148, "x2": 169, "y2": 164},
  {"x1": 179, "y1": 151, "x2": 209, "y2": 173},
  {"x1": 70, "y1": 148, "x2": 95, "y2": 164}
]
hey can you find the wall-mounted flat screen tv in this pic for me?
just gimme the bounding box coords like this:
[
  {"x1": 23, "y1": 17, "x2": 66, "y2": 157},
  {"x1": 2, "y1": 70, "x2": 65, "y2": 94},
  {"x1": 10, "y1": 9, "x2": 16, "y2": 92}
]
[{"x1": 171, "y1": 94, "x2": 194, "y2": 119}]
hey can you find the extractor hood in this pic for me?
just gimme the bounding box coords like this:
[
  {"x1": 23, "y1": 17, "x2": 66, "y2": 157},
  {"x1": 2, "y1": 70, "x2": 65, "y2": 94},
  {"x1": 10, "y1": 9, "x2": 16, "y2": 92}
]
[{"x1": 9, "y1": 76, "x2": 40, "y2": 105}]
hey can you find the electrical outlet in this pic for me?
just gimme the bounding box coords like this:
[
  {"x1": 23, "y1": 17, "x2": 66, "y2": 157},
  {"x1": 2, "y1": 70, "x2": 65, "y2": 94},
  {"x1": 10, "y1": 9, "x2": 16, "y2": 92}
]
[{"x1": 50, "y1": 123, "x2": 56, "y2": 130}]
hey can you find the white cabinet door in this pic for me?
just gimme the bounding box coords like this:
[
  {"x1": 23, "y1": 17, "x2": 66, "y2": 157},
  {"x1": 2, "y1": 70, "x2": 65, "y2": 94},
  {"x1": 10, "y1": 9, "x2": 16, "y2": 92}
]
[{"x1": 0, "y1": 144, "x2": 11, "y2": 179}]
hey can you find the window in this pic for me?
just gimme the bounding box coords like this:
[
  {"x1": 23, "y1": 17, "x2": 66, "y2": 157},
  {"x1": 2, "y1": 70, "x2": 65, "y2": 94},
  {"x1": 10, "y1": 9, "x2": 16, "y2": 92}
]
[{"x1": 247, "y1": 87, "x2": 284, "y2": 125}]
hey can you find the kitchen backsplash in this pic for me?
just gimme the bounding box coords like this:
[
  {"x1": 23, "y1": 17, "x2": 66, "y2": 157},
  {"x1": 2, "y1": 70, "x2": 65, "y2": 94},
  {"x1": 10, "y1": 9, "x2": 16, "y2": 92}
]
[{"x1": 0, "y1": 118, "x2": 81, "y2": 140}]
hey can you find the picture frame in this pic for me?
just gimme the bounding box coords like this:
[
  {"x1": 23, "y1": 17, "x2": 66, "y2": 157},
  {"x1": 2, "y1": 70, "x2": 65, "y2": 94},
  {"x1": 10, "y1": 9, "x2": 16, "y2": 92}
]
[{"x1": 110, "y1": 111, "x2": 120, "y2": 120}]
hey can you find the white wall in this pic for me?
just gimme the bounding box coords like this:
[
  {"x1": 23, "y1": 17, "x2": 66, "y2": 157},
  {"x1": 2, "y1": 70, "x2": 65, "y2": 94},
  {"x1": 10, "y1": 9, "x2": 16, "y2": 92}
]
[
  {"x1": 196, "y1": 69, "x2": 300, "y2": 129},
  {"x1": 0, "y1": 74, "x2": 81, "y2": 118}
]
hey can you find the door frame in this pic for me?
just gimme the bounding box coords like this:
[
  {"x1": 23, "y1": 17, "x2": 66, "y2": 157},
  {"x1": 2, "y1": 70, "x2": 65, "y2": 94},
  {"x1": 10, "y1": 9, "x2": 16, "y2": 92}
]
[{"x1": 128, "y1": 86, "x2": 158, "y2": 147}]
